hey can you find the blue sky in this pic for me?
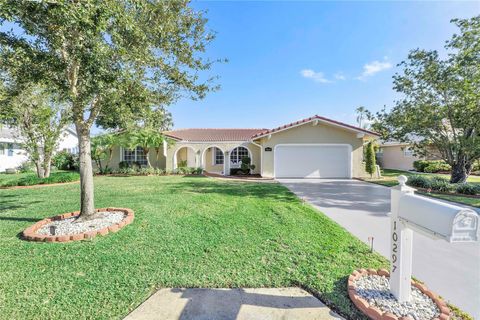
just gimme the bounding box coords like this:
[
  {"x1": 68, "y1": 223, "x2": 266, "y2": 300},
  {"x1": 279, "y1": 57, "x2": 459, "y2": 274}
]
[{"x1": 170, "y1": 1, "x2": 479, "y2": 130}]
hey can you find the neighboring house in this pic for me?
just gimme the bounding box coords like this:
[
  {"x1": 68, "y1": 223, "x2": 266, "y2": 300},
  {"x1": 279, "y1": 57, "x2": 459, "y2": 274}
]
[
  {"x1": 377, "y1": 141, "x2": 440, "y2": 171},
  {"x1": 0, "y1": 126, "x2": 79, "y2": 172},
  {"x1": 107, "y1": 115, "x2": 380, "y2": 179}
]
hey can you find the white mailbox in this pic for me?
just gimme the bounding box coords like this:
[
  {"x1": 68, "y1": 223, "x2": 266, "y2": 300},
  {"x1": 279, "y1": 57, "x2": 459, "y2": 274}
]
[
  {"x1": 398, "y1": 193, "x2": 479, "y2": 242},
  {"x1": 389, "y1": 175, "x2": 479, "y2": 302}
]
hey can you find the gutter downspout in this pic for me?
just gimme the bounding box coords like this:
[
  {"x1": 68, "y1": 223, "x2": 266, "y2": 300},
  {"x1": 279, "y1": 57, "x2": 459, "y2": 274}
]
[{"x1": 250, "y1": 139, "x2": 263, "y2": 177}]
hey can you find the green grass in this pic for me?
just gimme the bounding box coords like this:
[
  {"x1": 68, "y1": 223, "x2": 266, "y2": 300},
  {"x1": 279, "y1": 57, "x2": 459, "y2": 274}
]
[
  {"x1": 363, "y1": 169, "x2": 480, "y2": 208},
  {"x1": 0, "y1": 175, "x2": 387, "y2": 319},
  {"x1": 0, "y1": 170, "x2": 80, "y2": 187}
]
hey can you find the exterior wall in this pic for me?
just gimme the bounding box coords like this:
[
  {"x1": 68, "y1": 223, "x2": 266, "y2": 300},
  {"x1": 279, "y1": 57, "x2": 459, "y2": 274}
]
[
  {"x1": 204, "y1": 148, "x2": 223, "y2": 173},
  {"x1": 57, "y1": 129, "x2": 79, "y2": 153},
  {"x1": 378, "y1": 145, "x2": 441, "y2": 171},
  {"x1": 166, "y1": 142, "x2": 261, "y2": 175},
  {"x1": 100, "y1": 146, "x2": 166, "y2": 170},
  {"x1": 255, "y1": 122, "x2": 371, "y2": 178},
  {"x1": 0, "y1": 141, "x2": 28, "y2": 172}
]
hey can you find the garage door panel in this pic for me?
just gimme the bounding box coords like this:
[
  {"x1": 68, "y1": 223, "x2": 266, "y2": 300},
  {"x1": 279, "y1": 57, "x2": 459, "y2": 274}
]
[{"x1": 275, "y1": 145, "x2": 351, "y2": 178}]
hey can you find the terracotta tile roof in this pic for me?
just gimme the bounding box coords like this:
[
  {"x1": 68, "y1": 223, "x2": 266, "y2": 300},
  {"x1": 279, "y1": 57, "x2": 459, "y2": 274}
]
[
  {"x1": 251, "y1": 115, "x2": 380, "y2": 139},
  {"x1": 163, "y1": 128, "x2": 267, "y2": 142}
]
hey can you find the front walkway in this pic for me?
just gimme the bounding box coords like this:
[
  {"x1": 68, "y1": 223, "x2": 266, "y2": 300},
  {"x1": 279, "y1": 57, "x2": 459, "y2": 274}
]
[
  {"x1": 124, "y1": 288, "x2": 343, "y2": 320},
  {"x1": 279, "y1": 179, "x2": 480, "y2": 319}
]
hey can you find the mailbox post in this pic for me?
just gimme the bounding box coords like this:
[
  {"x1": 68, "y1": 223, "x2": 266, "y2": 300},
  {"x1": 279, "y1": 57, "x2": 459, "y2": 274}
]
[
  {"x1": 389, "y1": 175, "x2": 479, "y2": 303},
  {"x1": 390, "y1": 175, "x2": 415, "y2": 302}
]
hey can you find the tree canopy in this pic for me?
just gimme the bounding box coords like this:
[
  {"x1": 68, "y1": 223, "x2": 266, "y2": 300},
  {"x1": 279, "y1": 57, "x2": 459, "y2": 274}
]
[
  {"x1": 0, "y1": 0, "x2": 220, "y2": 216},
  {"x1": 373, "y1": 16, "x2": 480, "y2": 183}
]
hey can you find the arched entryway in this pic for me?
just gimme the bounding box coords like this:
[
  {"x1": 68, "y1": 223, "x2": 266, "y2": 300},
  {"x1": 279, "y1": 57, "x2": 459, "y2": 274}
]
[
  {"x1": 173, "y1": 146, "x2": 197, "y2": 170},
  {"x1": 229, "y1": 146, "x2": 251, "y2": 174},
  {"x1": 201, "y1": 146, "x2": 225, "y2": 174}
]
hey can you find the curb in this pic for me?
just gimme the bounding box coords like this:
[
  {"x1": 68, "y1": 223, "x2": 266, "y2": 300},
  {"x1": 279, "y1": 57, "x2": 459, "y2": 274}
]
[
  {"x1": 348, "y1": 268, "x2": 450, "y2": 320},
  {"x1": 22, "y1": 207, "x2": 134, "y2": 243}
]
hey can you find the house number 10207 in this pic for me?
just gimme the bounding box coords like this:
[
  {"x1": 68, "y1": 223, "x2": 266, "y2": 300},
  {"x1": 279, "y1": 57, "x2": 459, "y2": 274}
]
[{"x1": 391, "y1": 220, "x2": 398, "y2": 273}]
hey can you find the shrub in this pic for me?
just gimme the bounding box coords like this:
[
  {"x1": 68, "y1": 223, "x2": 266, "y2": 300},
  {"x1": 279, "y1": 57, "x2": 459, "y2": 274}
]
[
  {"x1": 429, "y1": 177, "x2": 454, "y2": 193},
  {"x1": 424, "y1": 161, "x2": 451, "y2": 173},
  {"x1": 456, "y1": 183, "x2": 479, "y2": 195},
  {"x1": 52, "y1": 151, "x2": 79, "y2": 171},
  {"x1": 365, "y1": 141, "x2": 376, "y2": 177},
  {"x1": 413, "y1": 160, "x2": 450, "y2": 173},
  {"x1": 178, "y1": 160, "x2": 188, "y2": 168},
  {"x1": 119, "y1": 161, "x2": 130, "y2": 169},
  {"x1": 406, "y1": 175, "x2": 431, "y2": 189},
  {"x1": 413, "y1": 160, "x2": 430, "y2": 172},
  {"x1": 17, "y1": 161, "x2": 35, "y2": 173},
  {"x1": 230, "y1": 168, "x2": 243, "y2": 175},
  {"x1": 240, "y1": 156, "x2": 255, "y2": 174}
]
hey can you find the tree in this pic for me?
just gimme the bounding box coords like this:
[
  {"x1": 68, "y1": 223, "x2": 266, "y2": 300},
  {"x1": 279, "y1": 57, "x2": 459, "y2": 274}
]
[
  {"x1": 374, "y1": 16, "x2": 480, "y2": 183},
  {"x1": 365, "y1": 141, "x2": 376, "y2": 178},
  {"x1": 0, "y1": 1, "x2": 219, "y2": 218},
  {"x1": 120, "y1": 129, "x2": 164, "y2": 168},
  {"x1": 0, "y1": 83, "x2": 69, "y2": 178},
  {"x1": 355, "y1": 106, "x2": 372, "y2": 129}
]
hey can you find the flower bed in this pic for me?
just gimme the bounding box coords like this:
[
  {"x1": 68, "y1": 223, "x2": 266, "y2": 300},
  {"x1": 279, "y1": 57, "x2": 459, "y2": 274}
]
[
  {"x1": 22, "y1": 207, "x2": 134, "y2": 243},
  {"x1": 348, "y1": 268, "x2": 450, "y2": 320}
]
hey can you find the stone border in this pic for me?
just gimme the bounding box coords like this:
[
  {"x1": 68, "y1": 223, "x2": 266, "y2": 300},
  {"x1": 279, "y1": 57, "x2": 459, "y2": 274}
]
[
  {"x1": 348, "y1": 269, "x2": 451, "y2": 320},
  {"x1": 22, "y1": 208, "x2": 134, "y2": 243}
]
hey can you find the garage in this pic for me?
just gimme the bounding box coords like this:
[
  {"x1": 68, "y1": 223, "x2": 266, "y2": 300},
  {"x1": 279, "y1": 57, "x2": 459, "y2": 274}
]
[{"x1": 274, "y1": 144, "x2": 352, "y2": 178}]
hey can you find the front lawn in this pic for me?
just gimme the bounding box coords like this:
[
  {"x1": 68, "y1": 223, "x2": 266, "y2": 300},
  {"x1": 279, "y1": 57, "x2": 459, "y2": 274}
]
[
  {"x1": 364, "y1": 169, "x2": 480, "y2": 208},
  {"x1": 0, "y1": 175, "x2": 386, "y2": 319},
  {"x1": 0, "y1": 170, "x2": 80, "y2": 188}
]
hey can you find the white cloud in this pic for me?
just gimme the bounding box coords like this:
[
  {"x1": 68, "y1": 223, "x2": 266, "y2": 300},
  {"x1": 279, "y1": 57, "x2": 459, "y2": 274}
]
[
  {"x1": 357, "y1": 58, "x2": 392, "y2": 80},
  {"x1": 334, "y1": 72, "x2": 346, "y2": 80},
  {"x1": 300, "y1": 69, "x2": 332, "y2": 84}
]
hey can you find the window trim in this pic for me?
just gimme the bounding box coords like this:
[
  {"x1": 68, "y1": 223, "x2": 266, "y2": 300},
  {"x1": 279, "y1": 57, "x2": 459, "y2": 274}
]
[
  {"x1": 230, "y1": 146, "x2": 250, "y2": 165},
  {"x1": 122, "y1": 146, "x2": 148, "y2": 165},
  {"x1": 213, "y1": 147, "x2": 224, "y2": 165}
]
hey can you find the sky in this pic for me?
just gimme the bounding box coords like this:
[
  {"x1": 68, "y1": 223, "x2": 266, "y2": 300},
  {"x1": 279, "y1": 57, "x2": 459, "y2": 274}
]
[{"x1": 169, "y1": 1, "x2": 479, "y2": 130}]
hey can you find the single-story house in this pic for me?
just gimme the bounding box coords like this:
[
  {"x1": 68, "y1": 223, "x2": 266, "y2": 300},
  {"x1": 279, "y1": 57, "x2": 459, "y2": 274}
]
[
  {"x1": 377, "y1": 141, "x2": 441, "y2": 171},
  {"x1": 0, "y1": 125, "x2": 79, "y2": 172},
  {"x1": 107, "y1": 115, "x2": 380, "y2": 179}
]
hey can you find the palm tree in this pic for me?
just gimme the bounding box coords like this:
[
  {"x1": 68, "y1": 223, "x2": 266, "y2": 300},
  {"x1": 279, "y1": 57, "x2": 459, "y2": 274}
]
[
  {"x1": 355, "y1": 106, "x2": 372, "y2": 129},
  {"x1": 129, "y1": 129, "x2": 165, "y2": 168}
]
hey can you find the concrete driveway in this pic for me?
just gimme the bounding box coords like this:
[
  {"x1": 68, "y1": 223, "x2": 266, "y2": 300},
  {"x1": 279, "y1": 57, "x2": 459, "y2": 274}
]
[{"x1": 279, "y1": 179, "x2": 480, "y2": 319}]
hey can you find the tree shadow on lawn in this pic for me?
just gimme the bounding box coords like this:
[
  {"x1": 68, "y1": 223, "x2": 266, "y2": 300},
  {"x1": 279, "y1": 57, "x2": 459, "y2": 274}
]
[
  {"x1": 165, "y1": 179, "x2": 299, "y2": 202},
  {"x1": 0, "y1": 194, "x2": 43, "y2": 222}
]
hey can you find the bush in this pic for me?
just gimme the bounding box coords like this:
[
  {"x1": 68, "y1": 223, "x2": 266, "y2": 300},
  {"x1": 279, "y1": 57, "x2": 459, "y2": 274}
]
[
  {"x1": 240, "y1": 156, "x2": 255, "y2": 174},
  {"x1": 119, "y1": 161, "x2": 130, "y2": 169},
  {"x1": 17, "y1": 161, "x2": 35, "y2": 173},
  {"x1": 424, "y1": 161, "x2": 451, "y2": 173},
  {"x1": 1, "y1": 171, "x2": 80, "y2": 187},
  {"x1": 406, "y1": 175, "x2": 431, "y2": 189},
  {"x1": 413, "y1": 160, "x2": 450, "y2": 173},
  {"x1": 230, "y1": 168, "x2": 244, "y2": 175},
  {"x1": 429, "y1": 177, "x2": 454, "y2": 193},
  {"x1": 456, "y1": 183, "x2": 479, "y2": 195},
  {"x1": 52, "y1": 151, "x2": 79, "y2": 171}
]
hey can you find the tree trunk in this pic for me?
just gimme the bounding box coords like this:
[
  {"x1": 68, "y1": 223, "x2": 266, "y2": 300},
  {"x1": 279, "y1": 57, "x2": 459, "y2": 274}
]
[
  {"x1": 76, "y1": 124, "x2": 96, "y2": 218},
  {"x1": 43, "y1": 153, "x2": 52, "y2": 178},
  {"x1": 450, "y1": 156, "x2": 471, "y2": 183},
  {"x1": 35, "y1": 161, "x2": 45, "y2": 179},
  {"x1": 145, "y1": 148, "x2": 152, "y2": 168}
]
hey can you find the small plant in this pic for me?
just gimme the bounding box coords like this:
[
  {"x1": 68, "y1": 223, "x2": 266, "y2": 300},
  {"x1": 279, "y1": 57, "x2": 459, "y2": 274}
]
[
  {"x1": 178, "y1": 160, "x2": 188, "y2": 168},
  {"x1": 240, "y1": 156, "x2": 255, "y2": 174},
  {"x1": 456, "y1": 183, "x2": 479, "y2": 195},
  {"x1": 17, "y1": 161, "x2": 35, "y2": 173}
]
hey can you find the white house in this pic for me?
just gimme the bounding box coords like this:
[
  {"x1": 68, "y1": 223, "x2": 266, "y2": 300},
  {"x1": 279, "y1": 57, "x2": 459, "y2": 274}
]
[{"x1": 0, "y1": 126, "x2": 79, "y2": 172}]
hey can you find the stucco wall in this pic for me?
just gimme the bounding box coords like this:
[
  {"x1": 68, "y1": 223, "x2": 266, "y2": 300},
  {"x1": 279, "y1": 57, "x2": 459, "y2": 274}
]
[
  {"x1": 166, "y1": 142, "x2": 261, "y2": 175},
  {"x1": 255, "y1": 122, "x2": 370, "y2": 178},
  {"x1": 99, "y1": 146, "x2": 166, "y2": 170},
  {"x1": 378, "y1": 145, "x2": 441, "y2": 171}
]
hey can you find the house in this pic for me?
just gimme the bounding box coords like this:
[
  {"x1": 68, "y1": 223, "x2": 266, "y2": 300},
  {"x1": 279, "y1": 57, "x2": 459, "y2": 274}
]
[
  {"x1": 108, "y1": 115, "x2": 380, "y2": 179},
  {"x1": 0, "y1": 126, "x2": 79, "y2": 172},
  {"x1": 377, "y1": 141, "x2": 441, "y2": 171}
]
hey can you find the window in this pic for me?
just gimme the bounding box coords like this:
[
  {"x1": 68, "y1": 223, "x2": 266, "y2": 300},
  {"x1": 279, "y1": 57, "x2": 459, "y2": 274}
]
[
  {"x1": 0, "y1": 143, "x2": 4, "y2": 156},
  {"x1": 7, "y1": 143, "x2": 13, "y2": 156},
  {"x1": 123, "y1": 146, "x2": 147, "y2": 165},
  {"x1": 230, "y1": 147, "x2": 249, "y2": 164},
  {"x1": 404, "y1": 147, "x2": 414, "y2": 157},
  {"x1": 213, "y1": 147, "x2": 224, "y2": 165}
]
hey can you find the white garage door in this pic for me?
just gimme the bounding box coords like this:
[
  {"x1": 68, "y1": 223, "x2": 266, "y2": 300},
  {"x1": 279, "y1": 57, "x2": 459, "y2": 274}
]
[{"x1": 274, "y1": 144, "x2": 351, "y2": 178}]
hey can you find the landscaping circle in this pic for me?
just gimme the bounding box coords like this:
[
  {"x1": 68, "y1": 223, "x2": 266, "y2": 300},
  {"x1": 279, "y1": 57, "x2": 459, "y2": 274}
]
[
  {"x1": 22, "y1": 208, "x2": 134, "y2": 242},
  {"x1": 348, "y1": 269, "x2": 450, "y2": 320}
]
